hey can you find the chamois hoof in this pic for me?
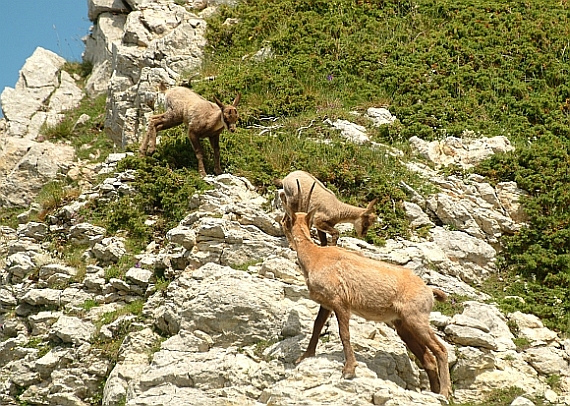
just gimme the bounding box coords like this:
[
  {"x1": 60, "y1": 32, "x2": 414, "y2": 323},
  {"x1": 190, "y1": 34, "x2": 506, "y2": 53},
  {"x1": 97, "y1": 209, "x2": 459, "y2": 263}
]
[
  {"x1": 341, "y1": 370, "x2": 356, "y2": 380},
  {"x1": 295, "y1": 353, "x2": 314, "y2": 364}
]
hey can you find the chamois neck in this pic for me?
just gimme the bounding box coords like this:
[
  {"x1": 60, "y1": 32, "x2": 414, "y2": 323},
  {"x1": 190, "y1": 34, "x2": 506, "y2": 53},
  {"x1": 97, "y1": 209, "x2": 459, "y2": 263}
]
[
  {"x1": 292, "y1": 225, "x2": 314, "y2": 248},
  {"x1": 292, "y1": 225, "x2": 320, "y2": 266},
  {"x1": 336, "y1": 201, "x2": 364, "y2": 221},
  {"x1": 213, "y1": 106, "x2": 225, "y2": 131}
]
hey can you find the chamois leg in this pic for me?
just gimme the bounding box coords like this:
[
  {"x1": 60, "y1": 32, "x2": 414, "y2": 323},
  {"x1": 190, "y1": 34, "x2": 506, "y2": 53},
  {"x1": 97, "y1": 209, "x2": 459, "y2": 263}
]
[
  {"x1": 296, "y1": 306, "x2": 332, "y2": 363},
  {"x1": 315, "y1": 221, "x2": 339, "y2": 246},
  {"x1": 208, "y1": 134, "x2": 222, "y2": 175},
  {"x1": 393, "y1": 319, "x2": 440, "y2": 394},
  {"x1": 396, "y1": 318, "x2": 451, "y2": 397},
  {"x1": 188, "y1": 131, "x2": 207, "y2": 177},
  {"x1": 334, "y1": 306, "x2": 357, "y2": 379},
  {"x1": 317, "y1": 230, "x2": 328, "y2": 247},
  {"x1": 139, "y1": 115, "x2": 159, "y2": 155},
  {"x1": 140, "y1": 111, "x2": 183, "y2": 155},
  {"x1": 425, "y1": 330, "x2": 452, "y2": 398}
]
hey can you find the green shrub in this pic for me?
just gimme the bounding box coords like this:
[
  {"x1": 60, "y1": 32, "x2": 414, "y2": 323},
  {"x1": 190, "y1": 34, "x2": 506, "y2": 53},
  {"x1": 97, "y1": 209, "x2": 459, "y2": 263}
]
[{"x1": 450, "y1": 386, "x2": 524, "y2": 406}]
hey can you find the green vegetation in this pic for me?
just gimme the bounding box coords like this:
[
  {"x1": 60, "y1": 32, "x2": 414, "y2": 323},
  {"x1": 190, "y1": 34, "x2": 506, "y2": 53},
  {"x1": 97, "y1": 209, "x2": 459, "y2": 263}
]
[
  {"x1": 450, "y1": 387, "x2": 524, "y2": 406},
  {"x1": 103, "y1": 254, "x2": 138, "y2": 282},
  {"x1": 40, "y1": 93, "x2": 113, "y2": 161},
  {"x1": 433, "y1": 294, "x2": 470, "y2": 317},
  {"x1": 62, "y1": 60, "x2": 94, "y2": 86},
  {"x1": 80, "y1": 299, "x2": 100, "y2": 312},
  {"x1": 231, "y1": 260, "x2": 262, "y2": 272},
  {"x1": 23, "y1": 337, "x2": 51, "y2": 358},
  {"x1": 35, "y1": 180, "x2": 81, "y2": 221},
  {"x1": 0, "y1": 207, "x2": 21, "y2": 229},
  {"x1": 93, "y1": 300, "x2": 146, "y2": 363},
  {"x1": 252, "y1": 338, "x2": 278, "y2": 361},
  {"x1": 147, "y1": 336, "x2": 167, "y2": 362}
]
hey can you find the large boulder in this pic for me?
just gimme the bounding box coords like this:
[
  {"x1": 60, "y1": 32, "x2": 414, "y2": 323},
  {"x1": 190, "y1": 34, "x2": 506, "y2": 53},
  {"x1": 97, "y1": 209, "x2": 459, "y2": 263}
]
[
  {"x1": 0, "y1": 47, "x2": 79, "y2": 208},
  {"x1": 0, "y1": 47, "x2": 83, "y2": 138}
]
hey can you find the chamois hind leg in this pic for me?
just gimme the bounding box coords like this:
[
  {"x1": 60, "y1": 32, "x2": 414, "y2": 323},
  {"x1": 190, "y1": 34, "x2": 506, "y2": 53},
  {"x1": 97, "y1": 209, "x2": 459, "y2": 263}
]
[
  {"x1": 140, "y1": 110, "x2": 183, "y2": 155},
  {"x1": 297, "y1": 306, "x2": 332, "y2": 363},
  {"x1": 188, "y1": 131, "x2": 207, "y2": 177},
  {"x1": 395, "y1": 318, "x2": 451, "y2": 398},
  {"x1": 393, "y1": 319, "x2": 440, "y2": 394}
]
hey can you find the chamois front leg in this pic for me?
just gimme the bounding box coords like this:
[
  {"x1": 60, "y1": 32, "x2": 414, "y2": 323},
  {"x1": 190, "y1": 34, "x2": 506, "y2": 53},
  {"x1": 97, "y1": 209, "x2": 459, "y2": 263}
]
[
  {"x1": 188, "y1": 131, "x2": 207, "y2": 177},
  {"x1": 315, "y1": 220, "x2": 340, "y2": 246},
  {"x1": 334, "y1": 306, "x2": 357, "y2": 379},
  {"x1": 296, "y1": 305, "x2": 332, "y2": 364},
  {"x1": 208, "y1": 134, "x2": 222, "y2": 175},
  {"x1": 317, "y1": 230, "x2": 328, "y2": 247}
]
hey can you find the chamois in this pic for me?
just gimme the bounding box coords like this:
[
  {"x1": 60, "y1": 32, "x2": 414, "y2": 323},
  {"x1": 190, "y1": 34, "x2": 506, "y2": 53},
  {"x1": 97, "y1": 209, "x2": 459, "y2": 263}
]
[
  {"x1": 139, "y1": 86, "x2": 241, "y2": 177},
  {"x1": 279, "y1": 182, "x2": 452, "y2": 398},
  {"x1": 278, "y1": 170, "x2": 377, "y2": 246}
]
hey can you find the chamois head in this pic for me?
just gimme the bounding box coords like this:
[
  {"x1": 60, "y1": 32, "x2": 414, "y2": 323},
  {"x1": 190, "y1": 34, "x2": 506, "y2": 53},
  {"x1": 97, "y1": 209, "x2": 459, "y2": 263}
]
[
  {"x1": 214, "y1": 93, "x2": 241, "y2": 133},
  {"x1": 353, "y1": 198, "x2": 378, "y2": 238},
  {"x1": 280, "y1": 180, "x2": 317, "y2": 249}
]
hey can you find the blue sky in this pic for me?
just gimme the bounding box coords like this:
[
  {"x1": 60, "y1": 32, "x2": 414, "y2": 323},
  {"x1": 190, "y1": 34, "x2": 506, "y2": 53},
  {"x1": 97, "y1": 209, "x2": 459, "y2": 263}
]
[{"x1": 0, "y1": 1, "x2": 91, "y2": 116}]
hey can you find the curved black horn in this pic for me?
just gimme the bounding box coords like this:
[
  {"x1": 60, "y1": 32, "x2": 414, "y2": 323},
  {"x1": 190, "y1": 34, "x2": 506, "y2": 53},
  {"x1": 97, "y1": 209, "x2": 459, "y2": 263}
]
[
  {"x1": 295, "y1": 179, "x2": 301, "y2": 212},
  {"x1": 306, "y1": 182, "x2": 316, "y2": 212}
]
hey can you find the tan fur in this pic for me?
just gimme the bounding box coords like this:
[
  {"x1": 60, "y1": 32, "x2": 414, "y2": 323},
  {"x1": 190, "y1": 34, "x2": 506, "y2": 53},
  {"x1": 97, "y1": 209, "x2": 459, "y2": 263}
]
[
  {"x1": 139, "y1": 86, "x2": 240, "y2": 177},
  {"x1": 279, "y1": 170, "x2": 377, "y2": 246},
  {"x1": 280, "y1": 191, "x2": 452, "y2": 398}
]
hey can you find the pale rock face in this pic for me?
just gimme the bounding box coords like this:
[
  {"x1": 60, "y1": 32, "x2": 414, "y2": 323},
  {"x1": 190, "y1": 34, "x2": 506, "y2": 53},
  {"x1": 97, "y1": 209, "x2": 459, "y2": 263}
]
[
  {"x1": 1, "y1": 47, "x2": 82, "y2": 138},
  {"x1": 0, "y1": 169, "x2": 569, "y2": 406},
  {"x1": 325, "y1": 118, "x2": 370, "y2": 144},
  {"x1": 409, "y1": 135, "x2": 515, "y2": 169},
  {"x1": 366, "y1": 107, "x2": 397, "y2": 126},
  {"x1": 82, "y1": 0, "x2": 211, "y2": 147},
  {"x1": 0, "y1": 47, "x2": 80, "y2": 208}
]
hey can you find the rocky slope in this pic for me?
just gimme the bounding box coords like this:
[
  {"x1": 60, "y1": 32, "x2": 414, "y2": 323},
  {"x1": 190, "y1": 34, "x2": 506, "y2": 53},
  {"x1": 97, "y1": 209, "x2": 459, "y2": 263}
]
[{"x1": 1, "y1": 1, "x2": 570, "y2": 406}]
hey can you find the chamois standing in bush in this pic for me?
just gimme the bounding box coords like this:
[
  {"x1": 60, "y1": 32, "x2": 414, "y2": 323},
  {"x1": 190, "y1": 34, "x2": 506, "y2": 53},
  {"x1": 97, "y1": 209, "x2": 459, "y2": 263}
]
[
  {"x1": 139, "y1": 86, "x2": 241, "y2": 177},
  {"x1": 278, "y1": 170, "x2": 377, "y2": 246},
  {"x1": 279, "y1": 181, "x2": 452, "y2": 398}
]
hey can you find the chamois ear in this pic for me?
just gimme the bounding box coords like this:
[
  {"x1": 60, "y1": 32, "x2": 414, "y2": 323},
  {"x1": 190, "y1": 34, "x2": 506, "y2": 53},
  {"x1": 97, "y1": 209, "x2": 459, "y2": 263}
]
[
  {"x1": 279, "y1": 190, "x2": 294, "y2": 219},
  {"x1": 232, "y1": 93, "x2": 241, "y2": 106},
  {"x1": 213, "y1": 95, "x2": 224, "y2": 109},
  {"x1": 366, "y1": 198, "x2": 378, "y2": 213}
]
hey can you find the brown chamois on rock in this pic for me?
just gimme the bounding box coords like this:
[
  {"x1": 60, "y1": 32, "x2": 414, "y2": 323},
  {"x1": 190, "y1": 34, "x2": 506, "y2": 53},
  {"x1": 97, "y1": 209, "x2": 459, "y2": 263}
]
[
  {"x1": 278, "y1": 170, "x2": 377, "y2": 246},
  {"x1": 279, "y1": 181, "x2": 452, "y2": 398},
  {"x1": 139, "y1": 86, "x2": 241, "y2": 177}
]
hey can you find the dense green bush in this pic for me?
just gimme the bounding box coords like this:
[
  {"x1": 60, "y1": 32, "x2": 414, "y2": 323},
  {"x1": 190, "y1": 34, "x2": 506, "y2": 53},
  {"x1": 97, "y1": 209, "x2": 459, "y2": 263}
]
[{"x1": 198, "y1": 0, "x2": 570, "y2": 143}]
